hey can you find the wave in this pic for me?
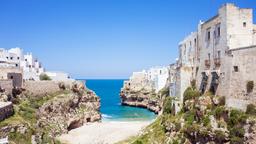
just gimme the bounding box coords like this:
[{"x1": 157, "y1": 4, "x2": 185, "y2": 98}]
[{"x1": 102, "y1": 114, "x2": 113, "y2": 118}]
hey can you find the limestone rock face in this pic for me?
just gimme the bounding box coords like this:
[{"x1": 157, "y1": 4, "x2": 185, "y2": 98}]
[
  {"x1": 36, "y1": 87, "x2": 101, "y2": 137},
  {"x1": 0, "y1": 80, "x2": 101, "y2": 143},
  {"x1": 120, "y1": 89, "x2": 162, "y2": 114},
  {"x1": 0, "y1": 123, "x2": 28, "y2": 138}
]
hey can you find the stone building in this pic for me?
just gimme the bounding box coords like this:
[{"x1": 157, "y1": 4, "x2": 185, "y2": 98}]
[
  {"x1": 0, "y1": 68, "x2": 23, "y2": 95},
  {"x1": 171, "y1": 3, "x2": 256, "y2": 112}
]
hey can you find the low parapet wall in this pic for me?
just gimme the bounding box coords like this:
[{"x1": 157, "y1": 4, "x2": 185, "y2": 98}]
[
  {"x1": 0, "y1": 102, "x2": 14, "y2": 121},
  {"x1": 24, "y1": 81, "x2": 61, "y2": 96},
  {"x1": 23, "y1": 80, "x2": 76, "y2": 97}
]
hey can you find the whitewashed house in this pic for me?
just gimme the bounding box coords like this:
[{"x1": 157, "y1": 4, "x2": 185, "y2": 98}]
[{"x1": 0, "y1": 47, "x2": 73, "y2": 82}]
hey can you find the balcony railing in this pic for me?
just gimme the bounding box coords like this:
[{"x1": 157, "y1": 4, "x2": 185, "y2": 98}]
[
  {"x1": 205, "y1": 60, "x2": 210, "y2": 69},
  {"x1": 214, "y1": 58, "x2": 221, "y2": 67}
]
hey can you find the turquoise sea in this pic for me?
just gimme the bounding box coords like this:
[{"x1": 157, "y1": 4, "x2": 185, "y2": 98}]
[{"x1": 83, "y1": 79, "x2": 156, "y2": 121}]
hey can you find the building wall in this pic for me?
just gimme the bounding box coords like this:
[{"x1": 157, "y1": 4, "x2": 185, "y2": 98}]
[
  {"x1": 177, "y1": 67, "x2": 193, "y2": 102},
  {"x1": 0, "y1": 80, "x2": 13, "y2": 95},
  {"x1": 7, "y1": 73, "x2": 23, "y2": 88},
  {"x1": 173, "y1": 3, "x2": 256, "y2": 112},
  {"x1": 226, "y1": 46, "x2": 256, "y2": 100},
  {"x1": 0, "y1": 68, "x2": 23, "y2": 90},
  {"x1": 225, "y1": 4, "x2": 254, "y2": 49}
]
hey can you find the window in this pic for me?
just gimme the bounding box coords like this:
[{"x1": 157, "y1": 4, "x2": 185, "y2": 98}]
[
  {"x1": 184, "y1": 45, "x2": 186, "y2": 55},
  {"x1": 194, "y1": 38, "x2": 197, "y2": 47},
  {"x1": 208, "y1": 53, "x2": 211, "y2": 60},
  {"x1": 15, "y1": 64, "x2": 18, "y2": 67},
  {"x1": 6, "y1": 57, "x2": 8, "y2": 59},
  {"x1": 10, "y1": 76, "x2": 13, "y2": 79},
  {"x1": 217, "y1": 24, "x2": 221, "y2": 37},
  {"x1": 17, "y1": 57, "x2": 20, "y2": 60},
  {"x1": 10, "y1": 57, "x2": 13, "y2": 60},
  {"x1": 234, "y1": 66, "x2": 239, "y2": 72},
  {"x1": 206, "y1": 28, "x2": 211, "y2": 41},
  {"x1": 25, "y1": 59, "x2": 27, "y2": 61},
  {"x1": 217, "y1": 51, "x2": 221, "y2": 58},
  {"x1": 243, "y1": 22, "x2": 246, "y2": 27},
  {"x1": 208, "y1": 31, "x2": 211, "y2": 40}
]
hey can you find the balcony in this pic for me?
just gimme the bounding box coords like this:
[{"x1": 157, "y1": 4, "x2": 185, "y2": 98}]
[
  {"x1": 205, "y1": 60, "x2": 210, "y2": 69},
  {"x1": 214, "y1": 58, "x2": 221, "y2": 67}
]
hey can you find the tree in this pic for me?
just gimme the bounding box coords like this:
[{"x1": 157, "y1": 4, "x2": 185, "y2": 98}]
[{"x1": 39, "y1": 73, "x2": 51, "y2": 81}]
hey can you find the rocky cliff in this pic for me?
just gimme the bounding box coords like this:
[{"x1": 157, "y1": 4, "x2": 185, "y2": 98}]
[
  {"x1": 0, "y1": 80, "x2": 101, "y2": 144},
  {"x1": 120, "y1": 87, "x2": 168, "y2": 114},
  {"x1": 120, "y1": 87, "x2": 256, "y2": 144}
]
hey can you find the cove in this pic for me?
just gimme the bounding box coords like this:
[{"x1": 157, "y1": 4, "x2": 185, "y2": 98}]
[{"x1": 84, "y1": 79, "x2": 156, "y2": 121}]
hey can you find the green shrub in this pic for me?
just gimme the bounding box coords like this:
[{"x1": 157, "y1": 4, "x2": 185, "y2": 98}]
[
  {"x1": 214, "y1": 130, "x2": 226, "y2": 143},
  {"x1": 133, "y1": 140, "x2": 143, "y2": 144},
  {"x1": 184, "y1": 111, "x2": 195, "y2": 125},
  {"x1": 230, "y1": 127, "x2": 245, "y2": 138},
  {"x1": 199, "y1": 128, "x2": 209, "y2": 138},
  {"x1": 191, "y1": 79, "x2": 196, "y2": 89},
  {"x1": 163, "y1": 96, "x2": 172, "y2": 114},
  {"x1": 9, "y1": 131, "x2": 32, "y2": 144},
  {"x1": 202, "y1": 115, "x2": 210, "y2": 126},
  {"x1": 246, "y1": 81, "x2": 254, "y2": 93},
  {"x1": 230, "y1": 136, "x2": 244, "y2": 144},
  {"x1": 246, "y1": 104, "x2": 256, "y2": 115},
  {"x1": 228, "y1": 109, "x2": 248, "y2": 127},
  {"x1": 183, "y1": 87, "x2": 200, "y2": 102},
  {"x1": 183, "y1": 123, "x2": 200, "y2": 142},
  {"x1": 214, "y1": 106, "x2": 226, "y2": 119},
  {"x1": 218, "y1": 96, "x2": 226, "y2": 106},
  {"x1": 174, "y1": 121, "x2": 181, "y2": 131},
  {"x1": 160, "y1": 87, "x2": 169, "y2": 96},
  {"x1": 40, "y1": 73, "x2": 51, "y2": 81}
]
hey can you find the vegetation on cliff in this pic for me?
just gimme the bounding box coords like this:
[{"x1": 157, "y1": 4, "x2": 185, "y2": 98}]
[
  {"x1": 0, "y1": 91, "x2": 66, "y2": 144},
  {"x1": 120, "y1": 86, "x2": 256, "y2": 144},
  {"x1": 0, "y1": 81, "x2": 101, "y2": 144}
]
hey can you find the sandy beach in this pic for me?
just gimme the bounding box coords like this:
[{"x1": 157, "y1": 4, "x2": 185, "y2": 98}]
[{"x1": 58, "y1": 121, "x2": 151, "y2": 144}]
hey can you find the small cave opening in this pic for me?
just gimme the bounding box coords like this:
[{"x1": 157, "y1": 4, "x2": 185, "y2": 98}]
[{"x1": 67, "y1": 119, "x2": 83, "y2": 131}]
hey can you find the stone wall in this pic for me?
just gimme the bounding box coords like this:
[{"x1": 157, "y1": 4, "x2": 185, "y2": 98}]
[
  {"x1": 226, "y1": 98, "x2": 250, "y2": 111},
  {"x1": 0, "y1": 102, "x2": 14, "y2": 121},
  {"x1": 228, "y1": 46, "x2": 256, "y2": 100},
  {"x1": 0, "y1": 80, "x2": 13, "y2": 95},
  {"x1": 24, "y1": 81, "x2": 61, "y2": 96}
]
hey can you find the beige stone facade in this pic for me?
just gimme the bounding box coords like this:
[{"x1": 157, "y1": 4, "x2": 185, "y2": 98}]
[{"x1": 171, "y1": 3, "x2": 256, "y2": 112}]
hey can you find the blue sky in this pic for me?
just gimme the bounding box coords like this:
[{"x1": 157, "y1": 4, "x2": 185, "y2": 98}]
[{"x1": 0, "y1": 0, "x2": 255, "y2": 79}]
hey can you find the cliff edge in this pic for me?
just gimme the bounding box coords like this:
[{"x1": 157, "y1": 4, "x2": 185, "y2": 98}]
[{"x1": 0, "y1": 80, "x2": 101, "y2": 143}]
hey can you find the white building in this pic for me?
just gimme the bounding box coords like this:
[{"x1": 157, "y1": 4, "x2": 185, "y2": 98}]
[
  {"x1": 124, "y1": 66, "x2": 169, "y2": 93},
  {"x1": 0, "y1": 48, "x2": 45, "y2": 81},
  {"x1": 44, "y1": 71, "x2": 72, "y2": 81},
  {"x1": 147, "y1": 67, "x2": 169, "y2": 92}
]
